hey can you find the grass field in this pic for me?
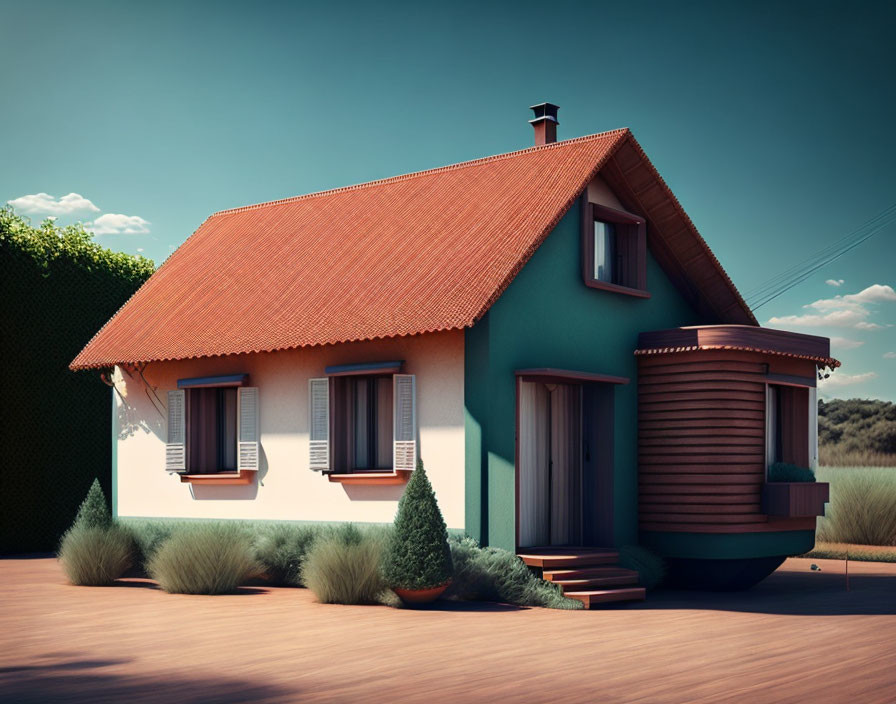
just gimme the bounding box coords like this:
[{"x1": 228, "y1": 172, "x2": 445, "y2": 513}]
[{"x1": 810, "y1": 466, "x2": 896, "y2": 560}]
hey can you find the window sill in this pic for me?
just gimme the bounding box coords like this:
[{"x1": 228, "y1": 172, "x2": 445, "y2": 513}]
[
  {"x1": 584, "y1": 279, "x2": 651, "y2": 298},
  {"x1": 180, "y1": 470, "x2": 255, "y2": 485},
  {"x1": 327, "y1": 470, "x2": 412, "y2": 486}
]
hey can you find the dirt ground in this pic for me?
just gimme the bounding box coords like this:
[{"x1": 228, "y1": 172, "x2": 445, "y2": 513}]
[{"x1": 1, "y1": 556, "x2": 894, "y2": 703}]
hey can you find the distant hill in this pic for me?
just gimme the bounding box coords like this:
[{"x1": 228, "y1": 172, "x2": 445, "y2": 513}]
[{"x1": 819, "y1": 398, "x2": 896, "y2": 466}]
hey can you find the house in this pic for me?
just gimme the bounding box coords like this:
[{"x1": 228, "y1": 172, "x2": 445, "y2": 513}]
[{"x1": 72, "y1": 104, "x2": 838, "y2": 600}]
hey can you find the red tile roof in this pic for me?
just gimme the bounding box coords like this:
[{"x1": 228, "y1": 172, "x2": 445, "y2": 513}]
[{"x1": 71, "y1": 129, "x2": 754, "y2": 370}]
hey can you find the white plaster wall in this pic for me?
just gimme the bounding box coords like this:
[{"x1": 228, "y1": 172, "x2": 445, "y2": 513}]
[{"x1": 113, "y1": 330, "x2": 465, "y2": 529}]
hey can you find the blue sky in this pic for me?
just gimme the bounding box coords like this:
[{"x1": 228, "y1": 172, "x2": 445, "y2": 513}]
[{"x1": 2, "y1": 0, "x2": 894, "y2": 400}]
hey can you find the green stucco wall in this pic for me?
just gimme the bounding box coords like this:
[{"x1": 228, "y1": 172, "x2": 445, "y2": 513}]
[{"x1": 464, "y1": 199, "x2": 704, "y2": 551}]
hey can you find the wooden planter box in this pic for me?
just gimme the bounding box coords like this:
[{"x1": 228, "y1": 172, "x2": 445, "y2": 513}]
[{"x1": 762, "y1": 482, "x2": 830, "y2": 517}]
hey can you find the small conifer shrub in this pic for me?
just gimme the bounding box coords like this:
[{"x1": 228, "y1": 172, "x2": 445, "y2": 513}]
[
  {"x1": 382, "y1": 459, "x2": 453, "y2": 591},
  {"x1": 74, "y1": 478, "x2": 112, "y2": 528}
]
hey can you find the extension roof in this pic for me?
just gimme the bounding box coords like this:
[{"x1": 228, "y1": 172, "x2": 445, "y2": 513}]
[{"x1": 71, "y1": 128, "x2": 757, "y2": 370}]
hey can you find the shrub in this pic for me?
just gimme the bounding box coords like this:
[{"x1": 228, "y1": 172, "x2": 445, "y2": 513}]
[
  {"x1": 618, "y1": 545, "x2": 666, "y2": 590},
  {"x1": 767, "y1": 463, "x2": 816, "y2": 483},
  {"x1": 73, "y1": 478, "x2": 112, "y2": 529},
  {"x1": 253, "y1": 523, "x2": 322, "y2": 586},
  {"x1": 302, "y1": 524, "x2": 387, "y2": 604},
  {"x1": 816, "y1": 467, "x2": 896, "y2": 546},
  {"x1": 445, "y1": 536, "x2": 582, "y2": 610},
  {"x1": 147, "y1": 523, "x2": 260, "y2": 594},
  {"x1": 382, "y1": 459, "x2": 453, "y2": 590},
  {"x1": 58, "y1": 524, "x2": 134, "y2": 586}
]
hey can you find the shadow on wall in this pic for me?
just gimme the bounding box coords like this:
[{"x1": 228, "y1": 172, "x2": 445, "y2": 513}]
[
  {"x1": 0, "y1": 658, "x2": 294, "y2": 703},
  {"x1": 339, "y1": 483, "x2": 407, "y2": 502},
  {"x1": 116, "y1": 381, "x2": 165, "y2": 442}
]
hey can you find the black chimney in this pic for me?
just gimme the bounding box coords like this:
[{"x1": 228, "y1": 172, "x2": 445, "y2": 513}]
[{"x1": 529, "y1": 102, "x2": 559, "y2": 145}]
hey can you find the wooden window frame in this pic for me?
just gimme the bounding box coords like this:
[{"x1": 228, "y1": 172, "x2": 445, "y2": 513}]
[
  {"x1": 330, "y1": 373, "x2": 394, "y2": 475},
  {"x1": 581, "y1": 199, "x2": 649, "y2": 298}
]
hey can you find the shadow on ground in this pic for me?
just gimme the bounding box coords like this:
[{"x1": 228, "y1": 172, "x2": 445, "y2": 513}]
[
  {"x1": 0, "y1": 658, "x2": 294, "y2": 704},
  {"x1": 640, "y1": 568, "x2": 896, "y2": 616}
]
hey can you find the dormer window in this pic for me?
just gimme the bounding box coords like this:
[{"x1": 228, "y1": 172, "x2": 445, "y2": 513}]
[{"x1": 582, "y1": 201, "x2": 648, "y2": 297}]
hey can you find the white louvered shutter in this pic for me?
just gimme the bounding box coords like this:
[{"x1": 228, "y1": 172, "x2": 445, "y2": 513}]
[
  {"x1": 166, "y1": 390, "x2": 186, "y2": 472},
  {"x1": 393, "y1": 374, "x2": 417, "y2": 471},
  {"x1": 309, "y1": 378, "x2": 330, "y2": 471},
  {"x1": 237, "y1": 387, "x2": 260, "y2": 471}
]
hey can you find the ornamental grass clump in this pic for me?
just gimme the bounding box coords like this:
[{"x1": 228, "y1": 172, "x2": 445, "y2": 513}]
[
  {"x1": 58, "y1": 524, "x2": 134, "y2": 586},
  {"x1": 618, "y1": 544, "x2": 666, "y2": 590},
  {"x1": 253, "y1": 523, "x2": 323, "y2": 586},
  {"x1": 445, "y1": 536, "x2": 581, "y2": 609},
  {"x1": 58, "y1": 479, "x2": 134, "y2": 586},
  {"x1": 382, "y1": 459, "x2": 453, "y2": 592},
  {"x1": 301, "y1": 524, "x2": 387, "y2": 604},
  {"x1": 147, "y1": 523, "x2": 260, "y2": 594},
  {"x1": 816, "y1": 467, "x2": 896, "y2": 546}
]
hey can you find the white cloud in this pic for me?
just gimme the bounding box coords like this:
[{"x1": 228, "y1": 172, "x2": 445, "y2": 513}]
[
  {"x1": 818, "y1": 371, "x2": 877, "y2": 391},
  {"x1": 830, "y1": 336, "x2": 864, "y2": 350},
  {"x1": 768, "y1": 284, "x2": 895, "y2": 330},
  {"x1": 86, "y1": 213, "x2": 150, "y2": 235},
  {"x1": 825, "y1": 279, "x2": 844, "y2": 287},
  {"x1": 884, "y1": 352, "x2": 896, "y2": 359},
  {"x1": 8, "y1": 192, "x2": 100, "y2": 215}
]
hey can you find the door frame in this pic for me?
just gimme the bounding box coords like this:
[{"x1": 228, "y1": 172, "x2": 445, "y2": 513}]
[{"x1": 514, "y1": 368, "x2": 628, "y2": 550}]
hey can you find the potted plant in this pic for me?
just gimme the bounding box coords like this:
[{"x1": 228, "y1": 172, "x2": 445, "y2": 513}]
[
  {"x1": 382, "y1": 459, "x2": 453, "y2": 604},
  {"x1": 761, "y1": 463, "x2": 830, "y2": 517}
]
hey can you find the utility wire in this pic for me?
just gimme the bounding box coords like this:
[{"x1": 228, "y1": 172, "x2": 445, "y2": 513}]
[
  {"x1": 744, "y1": 203, "x2": 896, "y2": 310},
  {"x1": 744, "y1": 203, "x2": 896, "y2": 301}
]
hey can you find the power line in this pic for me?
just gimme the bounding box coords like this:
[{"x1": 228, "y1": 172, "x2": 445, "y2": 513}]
[{"x1": 744, "y1": 203, "x2": 896, "y2": 310}]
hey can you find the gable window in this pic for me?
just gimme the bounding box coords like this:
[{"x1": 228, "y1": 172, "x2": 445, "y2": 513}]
[
  {"x1": 308, "y1": 364, "x2": 416, "y2": 478},
  {"x1": 166, "y1": 375, "x2": 259, "y2": 477},
  {"x1": 582, "y1": 200, "x2": 648, "y2": 297}
]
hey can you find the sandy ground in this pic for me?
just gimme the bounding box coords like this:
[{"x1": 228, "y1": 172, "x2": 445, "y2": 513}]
[{"x1": 1, "y1": 556, "x2": 894, "y2": 703}]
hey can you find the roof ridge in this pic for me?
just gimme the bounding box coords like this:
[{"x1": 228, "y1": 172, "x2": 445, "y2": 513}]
[{"x1": 210, "y1": 128, "x2": 631, "y2": 217}]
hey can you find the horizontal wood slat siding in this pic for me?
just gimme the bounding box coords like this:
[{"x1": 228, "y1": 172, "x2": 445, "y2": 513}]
[{"x1": 638, "y1": 350, "x2": 770, "y2": 533}]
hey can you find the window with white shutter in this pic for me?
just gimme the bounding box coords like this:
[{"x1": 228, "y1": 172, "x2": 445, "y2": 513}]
[
  {"x1": 393, "y1": 374, "x2": 417, "y2": 471},
  {"x1": 237, "y1": 387, "x2": 260, "y2": 471},
  {"x1": 166, "y1": 389, "x2": 186, "y2": 472},
  {"x1": 309, "y1": 378, "x2": 330, "y2": 471}
]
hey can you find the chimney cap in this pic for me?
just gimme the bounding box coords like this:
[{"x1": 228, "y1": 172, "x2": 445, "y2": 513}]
[{"x1": 529, "y1": 102, "x2": 560, "y2": 124}]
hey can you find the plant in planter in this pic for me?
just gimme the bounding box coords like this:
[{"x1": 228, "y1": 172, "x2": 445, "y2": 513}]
[
  {"x1": 767, "y1": 462, "x2": 816, "y2": 483},
  {"x1": 382, "y1": 459, "x2": 453, "y2": 604},
  {"x1": 763, "y1": 463, "x2": 829, "y2": 517}
]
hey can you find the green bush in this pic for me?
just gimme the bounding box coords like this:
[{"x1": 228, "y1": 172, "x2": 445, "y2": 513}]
[
  {"x1": 58, "y1": 524, "x2": 134, "y2": 586},
  {"x1": 382, "y1": 460, "x2": 453, "y2": 590},
  {"x1": 445, "y1": 536, "x2": 582, "y2": 609},
  {"x1": 147, "y1": 523, "x2": 260, "y2": 594},
  {"x1": 816, "y1": 467, "x2": 896, "y2": 546},
  {"x1": 73, "y1": 478, "x2": 112, "y2": 528},
  {"x1": 767, "y1": 462, "x2": 816, "y2": 483},
  {"x1": 1, "y1": 206, "x2": 153, "y2": 554},
  {"x1": 302, "y1": 524, "x2": 387, "y2": 604},
  {"x1": 253, "y1": 523, "x2": 323, "y2": 586},
  {"x1": 618, "y1": 545, "x2": 666, "y2": 590}
]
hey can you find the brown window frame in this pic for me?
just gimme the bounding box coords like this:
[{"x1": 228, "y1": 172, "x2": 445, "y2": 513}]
[
  {"x1": 330, "y1": 373, "x2": 395, "y2": 474},
  {"x1": 581, "y1": 199, "x2": 649, "y2": 298}
]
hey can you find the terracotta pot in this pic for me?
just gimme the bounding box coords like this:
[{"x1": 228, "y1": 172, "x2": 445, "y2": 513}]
[{"x1": 392, "y1": 580, "x2": 450, "y2": 604}]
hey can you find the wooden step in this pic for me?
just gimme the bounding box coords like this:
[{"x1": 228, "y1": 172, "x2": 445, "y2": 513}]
[
  {"x1": 564, "y1": 587, "x2": 647, "y2": 608},
  {"x1": 550, "y1": 574, "x2": 640, "y2": 590},
  {"x1": 517, "y1": 548, "x2": 619, "y2": 569},
  {"x1": 543, "y1": 566, "x2": 639, "y2": 582}
]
